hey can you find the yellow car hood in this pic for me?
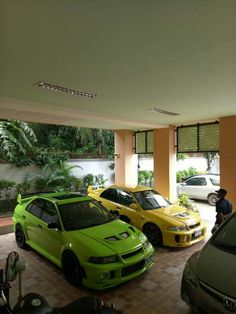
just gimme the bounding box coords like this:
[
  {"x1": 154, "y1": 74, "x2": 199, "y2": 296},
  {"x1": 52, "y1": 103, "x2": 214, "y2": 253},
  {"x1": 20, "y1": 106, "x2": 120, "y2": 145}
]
[{"x1": 146, "y1": 204, "x2": 201, "y2": 225}]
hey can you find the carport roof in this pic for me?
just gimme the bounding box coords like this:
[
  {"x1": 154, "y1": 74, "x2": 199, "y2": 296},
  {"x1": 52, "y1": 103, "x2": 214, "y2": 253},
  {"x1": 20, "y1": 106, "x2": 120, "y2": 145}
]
[{"x1": 0, "y1": 1, "x2": 236, "y2": 130}]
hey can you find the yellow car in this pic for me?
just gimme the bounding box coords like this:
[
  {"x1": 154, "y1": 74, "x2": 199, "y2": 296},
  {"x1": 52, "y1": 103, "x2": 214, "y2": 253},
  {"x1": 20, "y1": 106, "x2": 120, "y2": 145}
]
[{"x1": 88, "y1": 185, "x2": 206, "y2": 247}]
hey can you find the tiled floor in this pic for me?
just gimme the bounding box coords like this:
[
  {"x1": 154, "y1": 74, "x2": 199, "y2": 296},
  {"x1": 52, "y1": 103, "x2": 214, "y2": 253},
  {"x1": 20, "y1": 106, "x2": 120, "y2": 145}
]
[{"x1": 0, "y1": 202, "x2": 215, "y2": 314}]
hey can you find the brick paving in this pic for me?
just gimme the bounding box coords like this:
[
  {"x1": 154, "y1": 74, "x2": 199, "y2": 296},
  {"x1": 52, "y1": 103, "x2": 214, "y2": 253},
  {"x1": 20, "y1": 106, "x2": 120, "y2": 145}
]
[{"x1": 0, "y1": 202, "x2": 214, "y2": 313}]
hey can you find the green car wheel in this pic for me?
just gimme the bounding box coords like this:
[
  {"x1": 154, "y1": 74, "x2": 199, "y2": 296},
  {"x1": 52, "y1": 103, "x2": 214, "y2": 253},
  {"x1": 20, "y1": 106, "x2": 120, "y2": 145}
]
[
  {"x1": 15, "y1": 224, "x2": 27, "y2": 249},
  {"x1": 62, "y1": 251, "x2": 83, "y2": 286}
]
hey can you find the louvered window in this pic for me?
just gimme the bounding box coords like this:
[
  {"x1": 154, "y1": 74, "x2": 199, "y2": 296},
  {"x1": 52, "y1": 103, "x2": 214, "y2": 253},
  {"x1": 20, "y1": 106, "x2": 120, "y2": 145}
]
[
  {"x1": 135, "y1": 130, "x2": 153, "y2": 154},
  {"x1": 177, "y1": 122, "x2": 219, "y2": 153}
]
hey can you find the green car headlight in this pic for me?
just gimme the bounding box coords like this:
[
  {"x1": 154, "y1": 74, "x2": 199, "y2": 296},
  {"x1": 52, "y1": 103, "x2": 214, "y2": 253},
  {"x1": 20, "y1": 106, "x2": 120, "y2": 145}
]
[
  {"x1": 167, "y1": 225, "x2": 188, "y2": 231},
  {"x1": 89, "y1": 255, "x2": 119, "y2": 264},
  {"x1": 143, "y1": 240, "x2": 150, "y2": 249}
]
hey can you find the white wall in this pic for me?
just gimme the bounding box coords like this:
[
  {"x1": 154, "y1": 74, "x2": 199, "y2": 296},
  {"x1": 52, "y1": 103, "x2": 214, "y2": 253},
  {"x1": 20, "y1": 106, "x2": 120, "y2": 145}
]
[
  {"x1": 0, "y1": 159, "x2": 115, "y2": 188},
  {"x1": 67, "y1": 159, "x2": 114, "y2": 185}
]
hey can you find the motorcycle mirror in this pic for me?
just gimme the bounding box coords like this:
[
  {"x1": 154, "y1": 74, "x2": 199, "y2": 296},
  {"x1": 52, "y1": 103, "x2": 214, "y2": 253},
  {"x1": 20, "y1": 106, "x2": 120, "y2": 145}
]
[{"x1": 5, "y1": 251, "x2": 19, "y2": 282}]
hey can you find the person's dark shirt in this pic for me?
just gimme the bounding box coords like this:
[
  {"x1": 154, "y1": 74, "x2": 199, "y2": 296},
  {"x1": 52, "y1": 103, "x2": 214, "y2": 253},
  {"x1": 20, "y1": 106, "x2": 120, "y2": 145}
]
[{"x1": 216, "y1": 198, "x2": 232, "y2": 216}]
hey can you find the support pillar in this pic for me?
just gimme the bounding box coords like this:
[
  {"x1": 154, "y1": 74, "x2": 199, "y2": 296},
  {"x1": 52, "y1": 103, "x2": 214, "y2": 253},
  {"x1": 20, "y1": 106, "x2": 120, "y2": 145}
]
[
  {"x1": 114, "y1": 130, "x2": 138, "y2": 186},
  {"x1": 153, "y1": 126, "x2": 176, "y2": 201},
  {"x1": 220, "y1": 116, "x2": 236, "y2": 209}
]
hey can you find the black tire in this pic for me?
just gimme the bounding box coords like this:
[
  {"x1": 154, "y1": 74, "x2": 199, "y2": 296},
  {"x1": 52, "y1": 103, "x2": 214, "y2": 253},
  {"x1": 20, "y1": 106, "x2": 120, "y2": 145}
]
[
  {"x1": 208, "y1": 193, "x2": 217, "y2": 206},
  {"x1": 15, "y1": 224, "x2": 27, "y2": 249},
  {"x1": 62, "y1": 251, "x2": 83, "y2": 286},
  {"x1": 143, "y1": 223, "x2": 163, "y2": 247}
]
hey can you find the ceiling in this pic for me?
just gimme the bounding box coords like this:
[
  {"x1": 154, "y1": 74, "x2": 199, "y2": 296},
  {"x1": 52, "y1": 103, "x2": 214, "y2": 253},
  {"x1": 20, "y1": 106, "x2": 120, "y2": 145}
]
[{"x1": 0, "y1": 0, "x2": 236, "y2": 130}]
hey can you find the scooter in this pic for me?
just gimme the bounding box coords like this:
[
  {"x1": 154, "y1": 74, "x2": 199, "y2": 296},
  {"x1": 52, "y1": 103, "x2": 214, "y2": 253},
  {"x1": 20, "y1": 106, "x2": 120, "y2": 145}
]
[{"x1": 0, "y1": 251, "x2": 123, "y2": 314}]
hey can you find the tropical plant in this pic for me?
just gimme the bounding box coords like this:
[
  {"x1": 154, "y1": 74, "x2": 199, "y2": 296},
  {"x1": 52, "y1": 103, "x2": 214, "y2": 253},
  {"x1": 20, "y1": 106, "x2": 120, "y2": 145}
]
[
  {"x1": 0, "y1": 179, "x2": 15, "y2": 199},
  {"x1": 0, "y1": 120, "x2": 37, "y2": 165},
  {"x1": 83, "y1": 174, "x2": 95, "y2": 187},
  {"x1": 15, "y1": 181, "x2": 31, "y2": 196},
  {"x1": 138, "y1": 170, "x2": 154, "y2": 187},
  {"x1": 176, "y1": 167, "x2": 199, "y2": 183},
  {"x1": 95, "y1": 174, "x2": 108, "y2": 186},
  {"x1": 26, "y1": 161, "x2": 83, "y2": 192},
  {"x1": 177, "y1": 193, "x2": 199, "y2": 213}
]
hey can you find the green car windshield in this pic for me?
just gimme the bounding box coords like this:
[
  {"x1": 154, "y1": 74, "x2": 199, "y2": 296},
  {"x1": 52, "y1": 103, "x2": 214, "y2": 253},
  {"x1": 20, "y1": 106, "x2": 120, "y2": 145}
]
[
  {"x1": 134, "y1": 190, "x2": 170, "y2": 210},
  {"x1": 58, "y1": 200, "x2": 114, "y2": 231}
]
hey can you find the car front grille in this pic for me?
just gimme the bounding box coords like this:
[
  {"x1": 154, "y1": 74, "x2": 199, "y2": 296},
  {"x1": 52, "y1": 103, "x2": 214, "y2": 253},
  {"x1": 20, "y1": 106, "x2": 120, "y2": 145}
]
[
  {"x1": 189, "y1": 222, "x2": 201, "y2": 229},
  {"x1": 121, "y1": 247, "x2": 143, "y2": 260},
  {"x1": 121, "y1": 260, "x2": 145, "y2": 277}
]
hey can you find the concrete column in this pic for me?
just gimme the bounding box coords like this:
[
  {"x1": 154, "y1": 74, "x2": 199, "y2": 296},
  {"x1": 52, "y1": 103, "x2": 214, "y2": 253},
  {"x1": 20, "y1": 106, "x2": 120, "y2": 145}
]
[
  {"x1": 220, "y1": 116, "x2": 236, "y2": 209},
  {"x1": 153, "y1": 126, "x2": 176, "y2": 201},
  {"x1": 114, "y1": 130, "x2": 138, "y2": 186}
]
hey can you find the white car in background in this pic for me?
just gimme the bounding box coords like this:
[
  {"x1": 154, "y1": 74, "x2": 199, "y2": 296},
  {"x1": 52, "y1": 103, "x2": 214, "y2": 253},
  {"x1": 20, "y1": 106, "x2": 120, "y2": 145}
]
[{"x1": 177, "y1": 174, "x2": 220, "y2": 206}]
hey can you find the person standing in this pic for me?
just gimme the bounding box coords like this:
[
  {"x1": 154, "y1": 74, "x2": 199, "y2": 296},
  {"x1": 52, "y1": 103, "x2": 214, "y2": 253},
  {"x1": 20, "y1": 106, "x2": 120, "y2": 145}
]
[{"x1": 214, "y1": 188, "x2": 232, "y2": 226}]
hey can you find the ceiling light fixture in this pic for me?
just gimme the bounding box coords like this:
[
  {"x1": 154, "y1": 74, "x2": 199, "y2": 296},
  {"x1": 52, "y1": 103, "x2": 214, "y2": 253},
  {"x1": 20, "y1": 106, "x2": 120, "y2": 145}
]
[
  {"x1": 146, "y1": 108, "x2": 179, "y2": 116},
  {"x1": 35, "y1": 81, "x2": 97, "y2": 98}
]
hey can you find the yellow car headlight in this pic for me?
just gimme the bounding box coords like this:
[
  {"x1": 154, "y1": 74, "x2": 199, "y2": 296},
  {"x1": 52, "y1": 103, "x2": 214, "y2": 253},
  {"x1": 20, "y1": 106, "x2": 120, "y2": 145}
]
[{"x1": 167, "y1": 225, "x2": 188, "y2": 231}]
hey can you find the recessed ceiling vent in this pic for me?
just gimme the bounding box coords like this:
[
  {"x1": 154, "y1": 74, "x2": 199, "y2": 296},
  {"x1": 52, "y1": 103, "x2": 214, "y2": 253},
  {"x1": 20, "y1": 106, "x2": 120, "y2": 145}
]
[
  {"x1": 146, "y1": 108, "x2": 179, "y2": 116},
  {"x1": 35, "y1": 81, "x2": 97, "y2": 99}
]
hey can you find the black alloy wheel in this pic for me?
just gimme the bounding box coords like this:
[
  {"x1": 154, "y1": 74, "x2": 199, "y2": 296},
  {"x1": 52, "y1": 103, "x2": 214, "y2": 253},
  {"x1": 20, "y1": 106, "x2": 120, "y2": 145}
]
[
  {"x1": 15, "y1": 225, "x2": 27, "y2": 249},
  {"x1": 143, "y1": 223, "x2": 163, "y2": 247},
  {"x1": 62, "y1": 252, "x2": 83, "y2": 286}
]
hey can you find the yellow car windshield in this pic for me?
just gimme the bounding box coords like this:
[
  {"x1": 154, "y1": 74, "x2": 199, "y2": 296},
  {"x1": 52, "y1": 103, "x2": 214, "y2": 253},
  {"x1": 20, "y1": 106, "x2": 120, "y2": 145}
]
[{"x1": 134, "y1": 190, "x2": 170, "y2": 210}]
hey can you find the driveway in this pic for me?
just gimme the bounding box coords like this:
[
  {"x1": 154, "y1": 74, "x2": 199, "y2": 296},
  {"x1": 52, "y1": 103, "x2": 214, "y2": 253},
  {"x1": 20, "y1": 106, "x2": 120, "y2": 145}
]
[{"x1": 0, "y1": 201, "x2": 215, "y2": 314}]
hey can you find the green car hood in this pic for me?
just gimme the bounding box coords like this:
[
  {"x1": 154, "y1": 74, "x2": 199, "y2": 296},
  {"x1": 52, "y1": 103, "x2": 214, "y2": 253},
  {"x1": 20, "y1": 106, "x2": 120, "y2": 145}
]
[{"x1": 69, "y1": 220, "x2": 144, "y2": 255}]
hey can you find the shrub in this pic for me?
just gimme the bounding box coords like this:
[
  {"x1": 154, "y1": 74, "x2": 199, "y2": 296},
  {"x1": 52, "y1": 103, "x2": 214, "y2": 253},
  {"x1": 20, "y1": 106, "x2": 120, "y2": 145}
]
[
  {"x1": 138, "y1": 170, "x2": 154, "y2": 187},
  {"x1": 0, "y1": 179, "x2": 16, "y2": 199},
  {"x1": 176, "y1": 167, "x2": 199, "y2": 183},
  {"x1": 83, "y1": 174, "x2": 95, "y2": 187}
]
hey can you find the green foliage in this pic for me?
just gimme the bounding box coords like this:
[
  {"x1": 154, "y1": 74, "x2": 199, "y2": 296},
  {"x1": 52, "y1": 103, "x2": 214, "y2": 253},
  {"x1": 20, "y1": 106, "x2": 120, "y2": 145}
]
[
  {"x1": 176, "y1": 167, "x2": 199, "y2": 183},
  {"x1": 83, "y1": 174, "x2": 95, "y2": 187},
  {"x1": 95, "y1": 174, "x2": 108, "y2": 186},
  {"x1": 0, "y1": 179, "x2": 15, "y2": 199},
  {"x1": 176, "y1": 153, "x2": 187, "y2": 161},
  {"x1": 26, "y1": 161, "x2": 83, "y2": 192},
  {"x1": 0, "y1": 120, "x2": 37, "y2": 164},
  {"x1": 16, "y1": 181, "x2": 30, "y2": 195},
  {"x1": 178, "y1": 193, "x2": 199, "y2": 213},
  {"x1": 138, "y1": 170, "x2": 154, "y2": 187}
]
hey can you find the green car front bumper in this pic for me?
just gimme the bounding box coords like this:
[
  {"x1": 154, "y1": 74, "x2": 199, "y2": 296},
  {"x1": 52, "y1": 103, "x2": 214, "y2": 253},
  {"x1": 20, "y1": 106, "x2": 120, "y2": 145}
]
[{"x1": 81, "y1": 244, "x2": 155, "y2": 290}]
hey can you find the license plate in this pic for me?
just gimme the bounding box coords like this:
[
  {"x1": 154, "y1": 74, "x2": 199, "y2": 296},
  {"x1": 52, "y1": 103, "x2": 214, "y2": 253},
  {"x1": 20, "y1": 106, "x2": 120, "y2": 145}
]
[{"x1": 194, "y1": 229, "x2": 202, "y2": 237}]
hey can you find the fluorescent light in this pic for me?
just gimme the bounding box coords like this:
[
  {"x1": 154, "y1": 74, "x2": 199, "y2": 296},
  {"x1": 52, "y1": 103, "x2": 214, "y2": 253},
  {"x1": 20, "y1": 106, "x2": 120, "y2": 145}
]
[
  {"x1": 35, "y1": 81, "x2": 97, "y2": 99},
  {"x1": 146, "y1": 108, "x2": 179, "y2": 116}
]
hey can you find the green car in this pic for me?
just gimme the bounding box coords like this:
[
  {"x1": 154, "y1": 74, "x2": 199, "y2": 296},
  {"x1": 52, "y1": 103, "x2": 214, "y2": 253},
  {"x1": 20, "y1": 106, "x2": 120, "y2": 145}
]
[{"x1": 13, "y1": 192, "x2": 154, "y2": 290}]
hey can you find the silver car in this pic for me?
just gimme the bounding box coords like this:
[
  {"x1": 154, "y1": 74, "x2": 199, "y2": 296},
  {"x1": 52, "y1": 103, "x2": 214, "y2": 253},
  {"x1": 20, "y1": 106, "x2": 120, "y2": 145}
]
[
  {"x1": 177, "y1": 174, "x2": 220, "y2": 205},
  {"x1": 181, "y1": 212, "x2": 236, "y2": 313}
]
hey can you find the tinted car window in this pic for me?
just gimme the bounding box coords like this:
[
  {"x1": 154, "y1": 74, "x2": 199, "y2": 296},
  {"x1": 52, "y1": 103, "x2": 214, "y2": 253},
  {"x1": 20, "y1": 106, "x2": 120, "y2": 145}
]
[
  {"x1": 26, "y1": 200, "x2": 43, "y2": 218},
  {"x1": 41, "y1": 201, "x2": 58, "y2": 224},
  {"x1": 100, "y1": 188, "x2": 118, "y2": 202},
  {"x1": 186, "y1": 177, "x2": 207, "y2": 186},
  {"x1": 210, "y1": 177, "x2": 220, "y2": 186},
  {"x1": 58, "y1": 200, "x2": 113, "y2": 231},
  {"x1": 134, "y1": 190, "x2": 170, "y2": 210},
  {"x1": 117, "y1": 189, "x2": 134, "y2": 206}
]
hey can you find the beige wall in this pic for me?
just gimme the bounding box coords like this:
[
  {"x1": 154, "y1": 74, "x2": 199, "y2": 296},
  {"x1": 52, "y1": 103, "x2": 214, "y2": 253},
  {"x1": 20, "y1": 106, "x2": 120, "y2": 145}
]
[
  {"x1": 153, "y1": 126, "x2": 176, "y2": 201},
  {"x1": 220, "y1": 116, "x2": 236, "y2": 209},
  {"x1": 114, "y1": 130, "x2": 138, "y2": 186}
]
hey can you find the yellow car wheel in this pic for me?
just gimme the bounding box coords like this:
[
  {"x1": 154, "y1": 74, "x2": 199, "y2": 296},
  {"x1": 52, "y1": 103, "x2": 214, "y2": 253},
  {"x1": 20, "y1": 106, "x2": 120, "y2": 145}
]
[{"x1": 143, "y1": 223, "x2": 163, "y2": 247}]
